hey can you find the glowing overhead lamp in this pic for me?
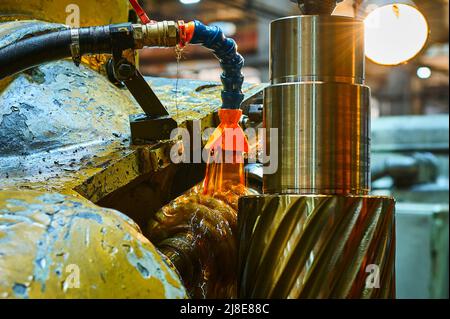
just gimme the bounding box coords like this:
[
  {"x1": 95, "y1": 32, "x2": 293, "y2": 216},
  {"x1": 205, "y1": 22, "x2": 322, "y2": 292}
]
[
  {"x1": 180, "y1": 0, "x2": 201, "y2": 4},
  {"x1": 416, "y1": 66, "x2": 432, "y2": 79},
  {"x1": 358, "y1": 0, "x2": 429, "y2": 65}
]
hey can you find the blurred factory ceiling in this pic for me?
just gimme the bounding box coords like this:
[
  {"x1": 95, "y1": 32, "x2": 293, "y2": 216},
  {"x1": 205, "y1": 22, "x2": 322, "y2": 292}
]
[
  {"x1": 145, "y1": 0, "x2": 449, "y2": 42},
  {"x1": 139, "y1": 0, "x2": 298, "y2": 70},
  {"x1": 145, "y1": 0, "x2": 298, "y2": 21},
  {"x1": 140, "y1": 0, "x2": 449, "y2": 113}
]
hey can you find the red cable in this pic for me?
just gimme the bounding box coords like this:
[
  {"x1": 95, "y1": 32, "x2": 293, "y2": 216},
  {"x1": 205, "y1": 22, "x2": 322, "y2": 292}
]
[
  {"x1": 129, "y1": 1, "x2": 195, "y2": 47},
  {"x1": 129, "y1": 0, "x2": 153, "y2": 24}
]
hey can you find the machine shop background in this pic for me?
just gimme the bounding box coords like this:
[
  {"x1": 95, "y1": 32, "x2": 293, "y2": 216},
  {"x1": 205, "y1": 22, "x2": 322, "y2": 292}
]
[{"x1": 0, "y1": 0, "x2": 448, "y2": 299}]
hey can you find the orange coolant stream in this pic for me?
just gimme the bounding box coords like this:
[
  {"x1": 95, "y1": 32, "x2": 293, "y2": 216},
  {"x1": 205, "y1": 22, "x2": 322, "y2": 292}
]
[
  {"x1": 147, "y1": 109, "x2": 250, "y2": 298},
  {"x1": 202, "y1": 109, "x2": 249, "y2": 196}
]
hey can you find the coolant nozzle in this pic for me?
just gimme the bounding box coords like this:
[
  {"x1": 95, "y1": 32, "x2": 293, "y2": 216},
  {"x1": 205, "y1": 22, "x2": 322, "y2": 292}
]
[{"x1": 202, "y1": 109, "x2": 249, "y2": 196}]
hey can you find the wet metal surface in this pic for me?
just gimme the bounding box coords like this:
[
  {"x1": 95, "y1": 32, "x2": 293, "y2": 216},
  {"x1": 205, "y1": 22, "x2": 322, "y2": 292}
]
[
  {"x1": 238, "y1": 194, "x2": 396, "y2": 298},
  {"x1": 0, "y1": 20, "x2": 266, "y2": 202},
  {"x1": 0, "y1": 62, "x2": 264, "y2": 202},
  {"x1": 0, "y1": 190, "x2": 187, "y2": 298}
]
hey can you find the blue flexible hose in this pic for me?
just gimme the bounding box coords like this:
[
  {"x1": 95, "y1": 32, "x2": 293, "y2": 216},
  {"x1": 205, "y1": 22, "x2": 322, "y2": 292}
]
[{"x1": 190, "y1": 20, "x2": 245, "y2": 110}]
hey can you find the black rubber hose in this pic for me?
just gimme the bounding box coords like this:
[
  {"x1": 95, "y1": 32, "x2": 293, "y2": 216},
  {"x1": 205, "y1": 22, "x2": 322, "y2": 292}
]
[
  {"x1": 0, "y1": 30, "x2": 72, "y2": 79},
  {"x1": 0, "y1": 25, "x2": 128, "y2": 80}
]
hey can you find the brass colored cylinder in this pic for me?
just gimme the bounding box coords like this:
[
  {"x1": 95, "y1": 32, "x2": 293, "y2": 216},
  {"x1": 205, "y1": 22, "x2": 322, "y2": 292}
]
[
  {"x1": 264, "y1": 82, "x2": 370, "y2": 195},
  {"x1": 264, "y1": 15, "x2": 370, "y2": 195},
  {"x1": 270, "y1": 15, "x2": 365, "y2": 85},
  {"x1": 239, "y1": 14, "x2": 396, "y2": 299},
  {"x1": 238, "y1": 195, "x2": 396, "y2": 299}
]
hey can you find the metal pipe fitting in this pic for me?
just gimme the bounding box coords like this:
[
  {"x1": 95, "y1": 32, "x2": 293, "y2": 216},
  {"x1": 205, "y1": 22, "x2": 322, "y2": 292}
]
[{"x1": 133, "y1": 21, "x2": 179, "y2": 48}]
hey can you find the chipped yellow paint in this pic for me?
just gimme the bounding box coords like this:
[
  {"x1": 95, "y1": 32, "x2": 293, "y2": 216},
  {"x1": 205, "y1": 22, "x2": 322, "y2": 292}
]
[
  {"x1": 81, "y1": 54, "x2": 111, "y2": 76},
  {"x1": 0, "y1": 19, "x2": 266, "y2": 300},
  {"x1": 0, "y1": 22, "x2": 266, "y2": 204},
  {"x1": 1, "y1": 74, "x2": 265, "y2": 204},
  {"x1": 0, "y1": 190, "x2": 187, "y2": 299}
]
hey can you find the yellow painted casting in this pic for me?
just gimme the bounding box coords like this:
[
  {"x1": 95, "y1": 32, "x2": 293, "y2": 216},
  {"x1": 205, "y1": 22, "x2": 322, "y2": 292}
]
[{"x1": 0, "y1": 190, "x2": 187, "y2": 299}]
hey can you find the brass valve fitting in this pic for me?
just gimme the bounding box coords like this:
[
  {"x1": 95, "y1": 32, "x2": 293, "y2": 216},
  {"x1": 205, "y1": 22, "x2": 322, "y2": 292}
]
[{"x1": 133, "y1": 21, "x2": 178, "y2": 49}]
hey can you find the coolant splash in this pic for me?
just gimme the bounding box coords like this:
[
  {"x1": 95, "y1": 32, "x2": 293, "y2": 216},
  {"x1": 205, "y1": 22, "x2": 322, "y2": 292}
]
[
  {"x1": 202, "y1": 109, "x2": 248, "y2": 196},
  {"x1": 147, "y1": 109, "x2": 249, "y2": 298}
]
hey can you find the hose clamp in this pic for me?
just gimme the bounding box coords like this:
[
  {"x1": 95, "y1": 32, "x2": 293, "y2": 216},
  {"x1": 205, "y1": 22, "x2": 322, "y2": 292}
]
[{"x1": 70, "y1": 28, "x2": 81, "y2": 66}]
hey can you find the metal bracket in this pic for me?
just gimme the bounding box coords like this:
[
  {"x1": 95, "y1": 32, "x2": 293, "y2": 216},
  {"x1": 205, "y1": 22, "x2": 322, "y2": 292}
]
[{"x1": 108, "y1": 53, "x2": 177, "y2": 144}]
